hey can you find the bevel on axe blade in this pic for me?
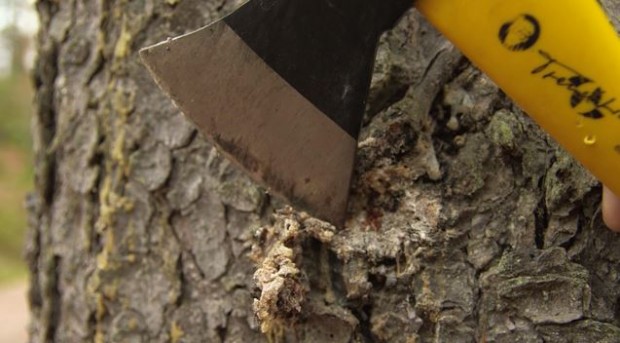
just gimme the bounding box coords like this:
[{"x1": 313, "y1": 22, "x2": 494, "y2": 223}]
[{"x1": 140, "y1": 0, "x2": 412, "y2": 226}]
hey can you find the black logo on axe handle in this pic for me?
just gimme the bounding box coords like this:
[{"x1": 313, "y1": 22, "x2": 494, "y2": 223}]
[{"x1": 499, "y1": 14, "x2": 541, "y2": 51}]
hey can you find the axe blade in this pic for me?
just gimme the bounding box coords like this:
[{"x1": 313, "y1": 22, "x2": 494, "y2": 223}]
[{"x1": 140, "y1": 0, "x2": 412, "y2": 225}]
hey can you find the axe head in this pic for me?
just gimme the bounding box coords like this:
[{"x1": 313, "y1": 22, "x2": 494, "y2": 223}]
[{"x1": 140, "y1": 0, "x2": 412, "y2": 225}]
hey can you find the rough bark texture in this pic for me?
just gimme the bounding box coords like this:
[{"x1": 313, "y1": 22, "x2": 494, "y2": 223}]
[{"x1": 28, "y1": 1, "x2": 620, "y2": 342}]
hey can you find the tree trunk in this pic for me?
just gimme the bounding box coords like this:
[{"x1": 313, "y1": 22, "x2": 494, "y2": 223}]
[{"x1": 28, "y1": 1, "x2": 620, "y2": 342}]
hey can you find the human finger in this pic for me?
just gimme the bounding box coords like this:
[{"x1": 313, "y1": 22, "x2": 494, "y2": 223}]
[{"x1": 602, "y1": 186, "x2": 620, "y2": 232}]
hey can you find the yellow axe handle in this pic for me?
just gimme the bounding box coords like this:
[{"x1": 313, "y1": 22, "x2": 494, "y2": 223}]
[{"x1": 417, "y1": 0, "x2": 620, "y2": 196}]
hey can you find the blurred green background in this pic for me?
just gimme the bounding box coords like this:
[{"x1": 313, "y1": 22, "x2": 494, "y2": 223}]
[{"x1": 0, "y1": 0, "x2": 37, "y2": 284}]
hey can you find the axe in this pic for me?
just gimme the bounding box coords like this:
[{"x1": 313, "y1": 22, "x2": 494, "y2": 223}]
[{"x1": 141, "y1": 0, "x2": 620, "y2": 226}]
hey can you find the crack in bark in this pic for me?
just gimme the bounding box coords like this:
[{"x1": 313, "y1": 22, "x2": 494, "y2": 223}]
[
  {"x1": 44, "y1": 256, "x2": 62, "y2": 342},
  {"x1": 534, "y1": 196, "x2": 549, "y2": 249}
]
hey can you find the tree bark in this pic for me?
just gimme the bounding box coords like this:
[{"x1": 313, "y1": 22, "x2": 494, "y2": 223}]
[{"x1": 28, "y1": 1, "x2": 620, "y2": 342}]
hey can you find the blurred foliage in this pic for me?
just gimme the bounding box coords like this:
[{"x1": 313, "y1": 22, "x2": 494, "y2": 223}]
[
  {"x1": 0, "y1": 3, "x2": 35, "y2": 283},
  {"x1": 0, "y1": 74, "x2": 32, "y2": 149},
  {"x1": 0, "y1": 72, "x2": 33, "y2": 284}
]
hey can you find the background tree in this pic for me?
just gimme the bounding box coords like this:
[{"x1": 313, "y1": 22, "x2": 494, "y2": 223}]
[{"x1": 28, "y1": 0, "x2": 620, "y2": 342}]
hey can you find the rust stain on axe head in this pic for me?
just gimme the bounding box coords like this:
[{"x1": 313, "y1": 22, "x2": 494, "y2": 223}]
[
  {"x1": 141, "y1": 22, "x2": 357, "y2": 225},
  {"x1": 212, "y1": 133, "x2": 342, "y2": 223},
  {"x1": 213, "y1": 135, "x2": 261, "y2": 173}
]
